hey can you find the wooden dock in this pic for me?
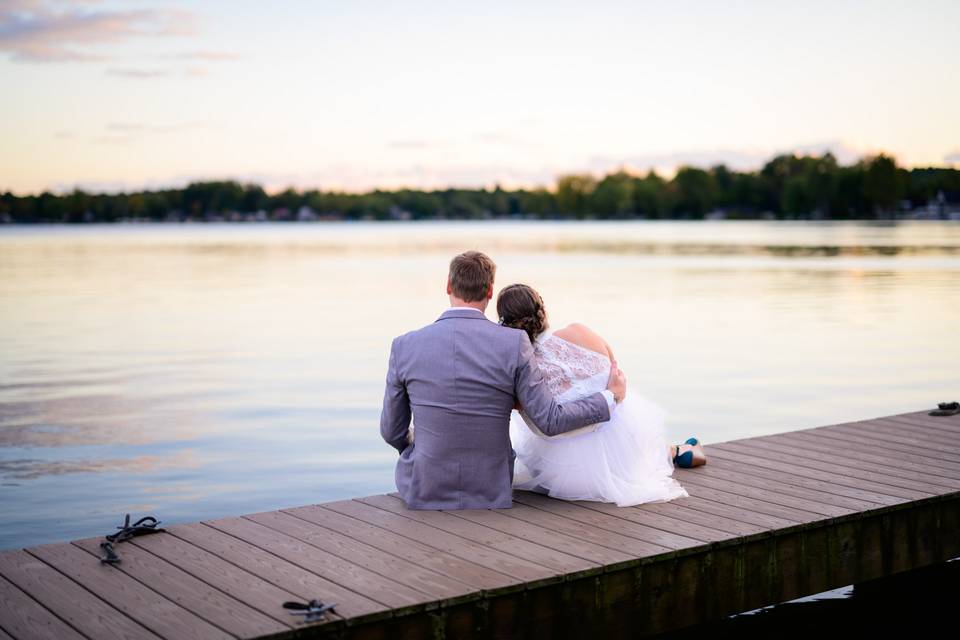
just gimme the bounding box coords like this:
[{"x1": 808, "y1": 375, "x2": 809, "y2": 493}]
[{"x1": 2, "y1": 407, "x2": 959, "y2": 639}]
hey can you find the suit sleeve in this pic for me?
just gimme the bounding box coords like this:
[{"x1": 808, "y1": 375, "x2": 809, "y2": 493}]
[
  {"x1": 380, "y1": 337, "x2": 411, "y2": 453},
  {"x1": 514, "y1": 331, "x2": 611, "y2": 437}
]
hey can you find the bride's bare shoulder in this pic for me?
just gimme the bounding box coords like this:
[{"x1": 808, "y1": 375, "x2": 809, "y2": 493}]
[{"x1": 552, "y1": 323, "x2": 613, "y2": 359}]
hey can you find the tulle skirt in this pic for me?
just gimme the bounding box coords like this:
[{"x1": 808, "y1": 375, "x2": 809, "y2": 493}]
[{"x1": 510, "y1": 390, "x2": 689, "y2": 506}]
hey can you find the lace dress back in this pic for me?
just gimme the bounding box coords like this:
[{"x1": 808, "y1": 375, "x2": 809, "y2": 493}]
[
  {"x1": 519, "y1": 331, "x2": 610, "y2": 438},
  {"x1": 533, "y1": 331, "x2": 610, "y2": 399}
]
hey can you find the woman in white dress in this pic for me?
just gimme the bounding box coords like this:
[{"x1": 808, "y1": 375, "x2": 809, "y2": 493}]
[{"x1": 497, "y1": 283, "x2": 705, "y2": 507}]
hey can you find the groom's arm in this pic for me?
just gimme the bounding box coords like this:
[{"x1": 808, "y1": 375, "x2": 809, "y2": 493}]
[
  {"x1": 380, "y1": 337, "x2": 411, "y2": 453},
  {"x1": 513, "y1": 332, "x2": 613, "y2": 437}
]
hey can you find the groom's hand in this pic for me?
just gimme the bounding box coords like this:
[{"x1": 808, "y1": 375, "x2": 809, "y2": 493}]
[{"x1": 606, "y1": 359, "x2": 627, "y2": 403}]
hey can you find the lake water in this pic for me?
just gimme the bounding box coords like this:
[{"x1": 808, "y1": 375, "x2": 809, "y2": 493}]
[{"x1": 1, "y1": 220, "x2": 959, "y2": 551}]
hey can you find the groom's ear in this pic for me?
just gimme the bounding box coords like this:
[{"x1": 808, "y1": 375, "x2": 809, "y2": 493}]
[
  {"x1": 446, "y1": 278, "x2": 453, "y2": 295},
  {"x1": 486, "y1": 284, "x2": 493, "y2": 300}
]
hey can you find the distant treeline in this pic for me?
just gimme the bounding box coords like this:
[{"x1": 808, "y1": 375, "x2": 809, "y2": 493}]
[{"x1": 2, "y1": 152, "x2": 959, "y2": 223}]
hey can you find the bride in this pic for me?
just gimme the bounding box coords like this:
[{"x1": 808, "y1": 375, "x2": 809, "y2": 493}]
[{"x1": 497, "y1": 283, "x2": 705, "y2": 507}]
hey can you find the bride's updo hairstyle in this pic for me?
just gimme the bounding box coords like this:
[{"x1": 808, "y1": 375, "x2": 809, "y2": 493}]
[{"x1": 497, "y1": 283, "x2": 548, "y2": 344}]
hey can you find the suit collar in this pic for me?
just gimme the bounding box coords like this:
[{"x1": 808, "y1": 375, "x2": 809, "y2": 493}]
[{"x1": 436, "y1": 308, "x2": 489, "y2": 322}]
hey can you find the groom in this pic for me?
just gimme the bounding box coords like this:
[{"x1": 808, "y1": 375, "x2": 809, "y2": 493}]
[{"x1": 380, "y1": 251, "x2": 627, "y2": 510}]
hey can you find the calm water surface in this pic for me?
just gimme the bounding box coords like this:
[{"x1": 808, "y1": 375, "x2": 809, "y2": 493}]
[{"x1": 1, "y1": 220, "x2": 959, "y2": 550}]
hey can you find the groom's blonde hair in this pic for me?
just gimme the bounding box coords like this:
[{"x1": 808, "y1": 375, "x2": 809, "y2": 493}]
[{"x1": 449, "y1": 251, "x2": 496, "y2": 302}]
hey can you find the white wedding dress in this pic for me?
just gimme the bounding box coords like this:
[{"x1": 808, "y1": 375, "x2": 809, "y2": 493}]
[{"x1": 511, "y1": 329, "x2": 689, "y2": 506}]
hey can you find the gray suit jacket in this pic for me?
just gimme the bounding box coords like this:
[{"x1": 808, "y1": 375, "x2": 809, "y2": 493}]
[{"x1": 380, "y1": 308, "x2": 611, "y2": 509}]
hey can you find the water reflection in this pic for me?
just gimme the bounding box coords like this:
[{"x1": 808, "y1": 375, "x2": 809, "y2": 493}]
[
  {"x1": 0, "y1": 450, "x2": 199, "y2": 480},
  {"x1": 1, "y1": 222, "x2": 959, "y2": 549}
]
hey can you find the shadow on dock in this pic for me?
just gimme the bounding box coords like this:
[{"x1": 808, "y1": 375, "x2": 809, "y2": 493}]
[{"x1": 654, "y1": 556, "x2": 960, "y2": 639}]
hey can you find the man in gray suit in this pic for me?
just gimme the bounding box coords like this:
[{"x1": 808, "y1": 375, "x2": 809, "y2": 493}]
[{"x1": 380, "y1": 251, "x2": 627, "y2": 510}]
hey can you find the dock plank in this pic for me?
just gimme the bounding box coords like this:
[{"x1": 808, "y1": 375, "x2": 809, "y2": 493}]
[
  {"x1": 498, "y1": 502, "x2": 675, "y2": 556},
  {"x1": 850, "y1": 418, "x2": 960, "y2": 448},
  {"x1": 719, "y1": 440, "x2": 947, "y2": 495},
  {"x1": 787, "y1": 427, "x2": 960, "y2": 471},
  {"x1": 565, "y1": 499, "x2": 743, "y2": 541},
  {"x1": 127, "y1": 531, "x2": 301, "y2": 628},
  {"x1": 757, "y1": 431, "x2": 960, "y2": 479},
  {"x1": 706, "y1": 445, "x2": 918, "y2": 502},
  {"x1": 809, "y1": 424, "x2": 960, "y2": 462},
  {"x1": 446, "y1": 507, "x2": 639, "y2": 564},
  {"x1": 872, "y1": 418, "x2": 960, "y2": 445},
  {"x1": 512, "y1": 491, "x2": 711, "y2": 548},
  {"x1": 676, "y1": 459, "x2": 881, "y2": 511},
  {"x1": 418, "y1": 496, "x2": 652, "y2": 564},
  {"x1": 338, "y1": 497, "x2": 588, "y2": 578},
  {"x1": 672, "y1": 480, "x2": 825, "y2": 523},
  {"x1": 168, "y1": 522, "x2": 385, "y2": 619},
  {"x1": 0, "y1": 574, "x2": 85, "y2": 640},
  {"x1": 205, "y1": 516, "x2": 432, "y2": 610},
  {"x1": 612, "y1": 500, "x2": 768, "y2": 536},
  {"x1": 668, "y1": 494, "x2": 799, "y2": 529},
  {"x1": 707, "y1": 445, "x2": 948, "y2": 504},
  {"x1": 672, "y1": 469, "x2": 856, "y2": 517},
  {"x1": 244, "y1": 510, "x2": 476, "y2": 601},
  {"x1": 27, "y1": 542, "x2": 230, "y2": 640},
  {"x1": 880, "y1": 414, "x2": 960, "y2": 434},
  {"x1": 0, "y1": 548, "x2": 159, "y2": 640},
  {"x1": 71, "y1": 536, "x2": 287, "y2": 639},
  {"x1": 740, "y1": 437, "x2": 960, "y2": 489},
  {"x1": 283, "y1": 504, "x2": 515, "y2": 590},
  {"x1": 894, "y1": 408, "x2": 960, "y2": 423}
]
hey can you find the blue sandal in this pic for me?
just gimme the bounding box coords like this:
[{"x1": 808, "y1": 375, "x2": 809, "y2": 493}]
[{"x1": 673, "y1": 437, "x2": 701, "y2": 468}]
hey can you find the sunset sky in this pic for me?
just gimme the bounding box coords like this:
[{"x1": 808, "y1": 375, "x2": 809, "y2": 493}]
[{"x1": 2, "y1": 0, "x2": 959, "y2": 195}]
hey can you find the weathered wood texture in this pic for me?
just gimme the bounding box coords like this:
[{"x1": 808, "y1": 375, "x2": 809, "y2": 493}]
[{"x1": 1, "y1": 408, "x2": 958, "y2": 640}]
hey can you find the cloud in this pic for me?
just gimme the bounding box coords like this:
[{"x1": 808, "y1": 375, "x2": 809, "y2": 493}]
[
  {"x1": 106, "y1": 65, "x2": 221, "y2": 79},
  {"x1": 106, "y1": 120, "x2": 209, "y2": 134},
  {"x1": 164, "y1": 50, "x2": 240, "y2": 61},
  {"x1": 182, "y1": 65, "x2": 209, "y2": 77},
  {"x1": 472, "y1": 131, "x2": 539, "y2": 148},
  {"x1": 106, "y1": 122, "x2": 146, "y2": 132},
  {"x1": 387, "y1": 132, "x2": 539, "y2": 150},
  {"x1": 0, "y1": 1, "x2": 197, "y2": 63},
  {"x1": 92, "y1": 134, "x2": 132, "y2": 145},
  {"x1": 473, "y1": 131, "x2": 511, "y2": 144},
  {"x1": 106, "y1": 67, "x2": 168, "y2": 78},
  {"x1": 944, "y1": 150, "x2": 960, "y2": 165},
  {"x1": 386, "y1": 139, "x2": 446, "y2": 149},
  {"x1": 92, "y1": 120, "x2": 210, "y2": 145}
]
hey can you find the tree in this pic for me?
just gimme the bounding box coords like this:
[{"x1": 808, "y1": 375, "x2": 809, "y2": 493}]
[
  {"x1": 555, "y1": 174, "x2": 596, "y2": 218},
  {"x1": 669, "y1": 167, "x2": 717, "y2": 217},
  {"x1": 632, "y1": 171, "x2": 668, "y2": 218},
  {"x1": 590, "y1": 171, "x2": 635, "y2": 217},
  {"x1": 805, "y1": 152, "x2": 839, "y2": 218},
  {"x1": 2, "y1": 151, "x2": 957, "y2": 223},
  {"x1": 241, "y1": 184, "x2": 268, "y2": 212},
  {"x1": 863, "y1": 154, "x2": 901, "y2": 217},
  {"x1": 710, "y1": 164, "x2": 735, "y2": 209},
  {"x1": 517, "y1": 188, "x2": 555, "y2": 217}
]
